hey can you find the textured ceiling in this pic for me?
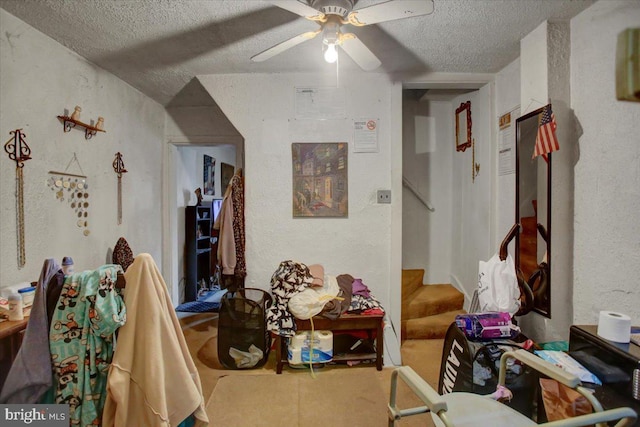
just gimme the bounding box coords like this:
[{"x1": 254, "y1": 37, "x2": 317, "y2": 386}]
[{"x1": 0, "y1": 0, "x2": 596, "y2": 105}]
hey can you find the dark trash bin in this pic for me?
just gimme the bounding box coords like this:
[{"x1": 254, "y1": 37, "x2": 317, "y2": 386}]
[{"x1": 217, "y1": 288, "x2": 272, "y2": 369}]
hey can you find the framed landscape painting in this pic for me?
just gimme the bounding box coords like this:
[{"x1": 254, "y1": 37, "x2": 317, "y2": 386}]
[{"x1": 291, "y1": 142, "x2": 348, "y2": 218}]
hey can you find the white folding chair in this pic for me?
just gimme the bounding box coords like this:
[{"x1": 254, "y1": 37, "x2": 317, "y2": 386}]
[{"x1": 388, "y1": 349, "x2": 637, "y2": 427}]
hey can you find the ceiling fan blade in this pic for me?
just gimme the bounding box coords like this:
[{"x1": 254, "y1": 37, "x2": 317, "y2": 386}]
[
  {"x1": 270, "y1": 1, "x2": 325, "y2": 21},
  {"x1": 347, "y1": 0, "x2": 434, "y2": 26},
  {"x1": 339, "y1": 34, "x2": 382, "y2": 71},
  {"x1": 251, "y1": 30, "x2": 321, "y2": 62}
]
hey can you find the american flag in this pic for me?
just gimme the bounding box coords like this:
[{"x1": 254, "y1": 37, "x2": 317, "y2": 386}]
[{"x1": 532, "y1": 105, "x2": 559, "y2": 162}]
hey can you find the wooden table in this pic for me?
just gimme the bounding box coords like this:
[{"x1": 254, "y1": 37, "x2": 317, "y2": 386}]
[
  {"x1": 274, "y1": 313, "x2": 384, "y2": 374},
  {"x1": 0, "y1": 318, "x2": 29, "y2": 389}
]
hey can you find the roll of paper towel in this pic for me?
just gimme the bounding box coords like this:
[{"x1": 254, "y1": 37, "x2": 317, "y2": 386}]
[{"x1": 597, "y1": 311, "x2": 631, "y2": 343}]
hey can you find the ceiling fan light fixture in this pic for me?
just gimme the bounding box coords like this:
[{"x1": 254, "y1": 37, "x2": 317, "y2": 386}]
[
  {"x1": 323, "y1": 43, "x2": 338, "y2": 63},
  {"x1": 321, "y1": 17, "x2": 341, "y2": 64},
  {"x1": 322, "y1": 19, "x2": 340, "y2": 44},
  {"x1": 261, "y1": 0, "x2": 430, "y2": 70}
]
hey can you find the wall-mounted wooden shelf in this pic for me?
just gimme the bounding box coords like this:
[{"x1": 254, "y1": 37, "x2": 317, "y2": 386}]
[{"x1": 57, "y1": 115, "x2": 106, "y2": 140}]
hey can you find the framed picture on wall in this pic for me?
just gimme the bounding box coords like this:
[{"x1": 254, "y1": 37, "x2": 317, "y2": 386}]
[
  {"x1": 291, "y1": 142, "x2": 348, "y2": 218},
  {"x1": 221, "y1": 162, "x2": 234, "y2": 194},
  {"x1": 204, "y1": 155, "x2": 215, "y2": 196},
  {"x1": 455, "y1": 101, "x2": 472, "y2": 152}
]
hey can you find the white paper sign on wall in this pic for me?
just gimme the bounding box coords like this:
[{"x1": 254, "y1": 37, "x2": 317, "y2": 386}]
[{"x1": 353, "y1": 119, "x2": 379, "y2": 153}]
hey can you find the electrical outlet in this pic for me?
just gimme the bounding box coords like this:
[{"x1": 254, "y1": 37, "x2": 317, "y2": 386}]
[{"x1": 377, "y1": 190, "x2": 391, "y2": 204}]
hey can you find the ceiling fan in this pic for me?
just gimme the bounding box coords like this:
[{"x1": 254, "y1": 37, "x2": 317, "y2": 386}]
[{"x1": 251, "y1": 0, "x2": 434, "y2": 70}]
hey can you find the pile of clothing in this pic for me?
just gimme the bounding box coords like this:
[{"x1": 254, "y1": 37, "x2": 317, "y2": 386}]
[
  {"x1": 266, "y1": 260, "x2": 384, "y2": 337},
  {"x1": 0, "y1": 253, "x2": 208, "y2": 427}
]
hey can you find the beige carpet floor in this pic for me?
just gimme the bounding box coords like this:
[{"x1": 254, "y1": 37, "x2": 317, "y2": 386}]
[
  {"x1": 207, "y1": 369, "x2": 388, "y2": 426},
  {"x1": 179, "y1": 312, "x2": 443, "y2": 427}
]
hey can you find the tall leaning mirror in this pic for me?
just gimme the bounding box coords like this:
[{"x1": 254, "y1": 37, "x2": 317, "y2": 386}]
[{"x1": 515, "y1": 106, "x2": 552, "y2": 317}]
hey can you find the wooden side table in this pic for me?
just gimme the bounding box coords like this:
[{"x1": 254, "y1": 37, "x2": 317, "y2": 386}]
[
  {"x1": 274, "y1": 313, "x2": 384, "y2": 374},
  {"x1": 0, "y1": 318, "x2": 29, "y2": 389}
]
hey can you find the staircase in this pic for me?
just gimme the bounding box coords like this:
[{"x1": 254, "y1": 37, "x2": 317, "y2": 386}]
[{"x1": 401, "y1": 269, "x2": 465, "y2": 340}]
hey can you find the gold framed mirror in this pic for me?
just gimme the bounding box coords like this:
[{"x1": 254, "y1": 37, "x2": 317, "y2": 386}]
[
  {"x1": 455, "y1": 101, "x2": 472, "y2": 152},
  {"x1": 515, "y1": 105, "x2": 552, "y2": 317}
]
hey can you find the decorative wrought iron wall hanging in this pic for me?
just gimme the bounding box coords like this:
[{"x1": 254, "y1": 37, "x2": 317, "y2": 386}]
[
  {"x1": 112, "y1": 152, "x2": 127, "y2": 225},
  {"x1": 472, "y1": 138, "x2": 480, "y2": 183},
  {"x1": 47, "y1": 153, "x2": 91, "y2": 236},
  {"x1": 4, "y1": 129, "x2": 32, "y2": 268}
]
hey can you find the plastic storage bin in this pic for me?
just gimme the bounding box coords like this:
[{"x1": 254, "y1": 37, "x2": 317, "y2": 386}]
[{"x1": 18, "y1": 286, "x2": 36, "y2": 308}]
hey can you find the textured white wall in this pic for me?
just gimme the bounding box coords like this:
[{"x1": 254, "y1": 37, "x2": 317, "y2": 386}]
[
  {"x1": 0, "y1": 10, "x2": 164, "y2": 288},
  {"x1": 449, "y1": 84, "x2": 495, "y2": 302},
  {"x1": 545, "y1": 21, "x2": 575, "y2": 340},
  {"x1": 166, "y1": 107, "x2": 240, "y2": 141},
  {"x1": 571, "y1": 1, "x2": 640, "y2": 326},
  {"x1": 198, "y1": 73, "x2": 403, "y2": 363},
  {"x1": 518, "y1": 20, "x2": 576, "y2": 342},
  {"x1": 494, "y1": 59, "x2": 520, "y2": 248},
  {"x1": 178, "y1": 145, "x2": 236, "y2": 203},
  {"x1": 521, "y1": 22, "x2": 549, "y2": 117},
  {"x1": 402, "y1": 98, "x2": 453, "y2": 284}
]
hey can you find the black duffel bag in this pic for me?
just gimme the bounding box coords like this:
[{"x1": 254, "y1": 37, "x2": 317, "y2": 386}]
[{"x1": 438, "y1": 322, "x2": 538, "y2": 418}]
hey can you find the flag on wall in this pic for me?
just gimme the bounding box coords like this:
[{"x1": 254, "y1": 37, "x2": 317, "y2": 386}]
[{"x1": 532, "y1": 104, "x2": 559, "y2": 162}]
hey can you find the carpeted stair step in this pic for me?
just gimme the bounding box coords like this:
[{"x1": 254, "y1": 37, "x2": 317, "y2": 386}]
[
  {"x1": 402, "y1": 269, "x2": 426, "y2": 321},
  {"x1": 402, "y1": 269, "x2": 425, "y2": 298},
  {"x1": 405, "y1": 309, "x2": 466, "y2": 339},
  {"x1": 405, "y1": 284, "x2": 464, "y2": 320}
]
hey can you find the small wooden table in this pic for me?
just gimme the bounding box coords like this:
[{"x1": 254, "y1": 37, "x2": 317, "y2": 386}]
[
  {"x1": 274, "y1": 313, "x2": 384, "y2": 374},
  {"x1": 0, "y1": 318, "x2": 29, "y2": 389}
]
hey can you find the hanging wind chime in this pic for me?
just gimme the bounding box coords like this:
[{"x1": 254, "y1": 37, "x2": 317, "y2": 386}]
[
  {"x1": 4, "y1": 129, "x2": 32, "y2": 269},
  {"x1": 112, "y1": 152, "x2": 127, "y2": 225},
  {"x1": 47, "y1": 153, "x2": 91, "y2": 236}
]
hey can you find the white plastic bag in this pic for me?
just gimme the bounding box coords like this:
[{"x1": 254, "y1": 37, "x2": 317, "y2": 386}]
[
  {"x1": 229, "y1": 344, "x2": 264, "y2": 369},
  {"x1": 477, "y1": 253, "x2": 520, "y2": 315},
  {"x1": 288, "y1": 275, "x2": 340, "y2": 320}
]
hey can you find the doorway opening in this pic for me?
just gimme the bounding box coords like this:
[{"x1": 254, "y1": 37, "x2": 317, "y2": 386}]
[{"x1": 162, "y1": 78, "x2": 244, "y2": 304}]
